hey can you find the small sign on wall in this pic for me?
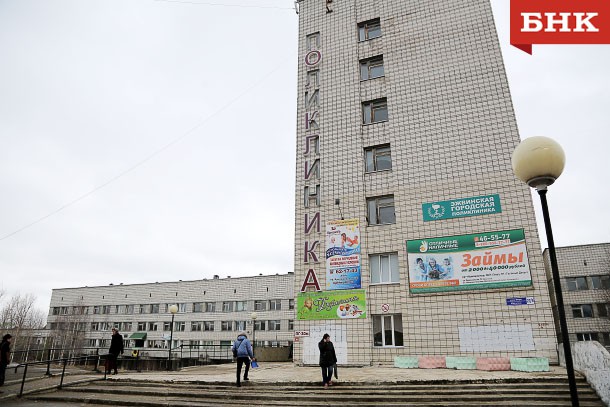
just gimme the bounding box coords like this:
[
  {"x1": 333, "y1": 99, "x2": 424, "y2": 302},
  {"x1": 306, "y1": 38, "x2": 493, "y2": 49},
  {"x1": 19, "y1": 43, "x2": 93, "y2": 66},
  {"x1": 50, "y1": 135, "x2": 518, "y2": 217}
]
[
  {"x1": 506, "y1": 297, "x2": 535, "y2": 306},
  {"x1": 294, "y1": 330, "x2": 310, "y2": 337},
  {"x1": 381, "y1": 304, "x2": 390, "y2": 313}
]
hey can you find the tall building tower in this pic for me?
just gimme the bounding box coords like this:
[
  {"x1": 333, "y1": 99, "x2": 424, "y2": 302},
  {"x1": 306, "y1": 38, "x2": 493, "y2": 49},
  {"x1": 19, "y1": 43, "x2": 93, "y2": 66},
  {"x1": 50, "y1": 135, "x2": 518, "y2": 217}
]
[{"x1": 293, "y1": 0, "x2": 558, "y2": 365}]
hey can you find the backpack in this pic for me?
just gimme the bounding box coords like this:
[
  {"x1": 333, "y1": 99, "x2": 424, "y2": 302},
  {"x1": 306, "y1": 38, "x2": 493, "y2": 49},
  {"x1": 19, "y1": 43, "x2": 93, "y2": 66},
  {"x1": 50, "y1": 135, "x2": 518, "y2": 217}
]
[{"x1": 233, "y1": 339, "x2": 244, "y2": 358}]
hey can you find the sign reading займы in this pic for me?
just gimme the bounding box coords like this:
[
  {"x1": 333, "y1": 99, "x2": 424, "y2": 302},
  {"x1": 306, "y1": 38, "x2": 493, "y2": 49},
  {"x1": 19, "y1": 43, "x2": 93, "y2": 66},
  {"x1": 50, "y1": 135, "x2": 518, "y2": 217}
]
[
  {"x1": 297, "y1": 289, "x2": 366, "y2": 320},
  {"x1": 422, "y1": 194, "x2": 501, "y2": 221},
  {"x1": 406, "y1": 229, "x2": 532, "y2": 293}
]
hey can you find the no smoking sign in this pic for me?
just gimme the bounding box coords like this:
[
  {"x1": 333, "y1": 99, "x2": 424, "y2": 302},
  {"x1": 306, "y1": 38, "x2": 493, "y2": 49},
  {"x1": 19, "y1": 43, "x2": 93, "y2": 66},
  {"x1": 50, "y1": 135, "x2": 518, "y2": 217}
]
[{"x1": 381, "y1": 304, "x2": 390, "y2": 313}]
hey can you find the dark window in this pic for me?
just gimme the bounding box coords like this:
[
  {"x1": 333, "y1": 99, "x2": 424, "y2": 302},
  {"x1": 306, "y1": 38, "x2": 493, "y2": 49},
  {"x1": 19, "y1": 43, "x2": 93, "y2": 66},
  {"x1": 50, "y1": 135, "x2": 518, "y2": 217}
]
[
  {"x1": 373, "y1": 314, "x2": 403, "y2": 346},
  {"x1": 367, "y1": 195, "x2": 396, "y2": 225},
  {"x1": 360, "y1": 55, "x2": 384, "y2": 80},
  {"x1": 566, "y1": 277, "x2": 588, "y2": 291},
  {"x1": 362, "y1": 98, "x2": 388, "y2": 124},
  {"x1": 365, "y1": 144, "x2": 392, "y2": 172},
  {"x1": 591, "y1": 275, "x2": 610, "y2": 289},
  {"x1": 358, "y1": 18, "x2": 382, "y2": 41},
  {"x1": 572, "y1": 304, "x2": 594, "y2": 318}
]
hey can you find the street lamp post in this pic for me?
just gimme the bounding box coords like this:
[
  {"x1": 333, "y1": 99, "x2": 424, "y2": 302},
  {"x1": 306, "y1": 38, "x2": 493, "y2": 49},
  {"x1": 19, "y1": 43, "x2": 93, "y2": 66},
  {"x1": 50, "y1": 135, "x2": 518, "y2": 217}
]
[
  {"x1": 167, "y1": 304, "x2": 178, "y2": 370},
  {"x1": 250, "y1": 312, "x2": 258, "y2": 354},
  {"x1": 512, "y1": 136, "x2": 578, "y2": 407}
]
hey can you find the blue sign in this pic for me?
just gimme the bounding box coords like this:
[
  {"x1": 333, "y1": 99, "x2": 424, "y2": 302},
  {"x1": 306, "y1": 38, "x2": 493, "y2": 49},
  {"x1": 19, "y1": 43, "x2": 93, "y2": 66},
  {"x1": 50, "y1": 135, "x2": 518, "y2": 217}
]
[
  {"x1": 506, "y1": 297, "x2": 535, "y2": 306},
  {"x1": 422, "y1": 194, "x2": 502, "y2": 221}
]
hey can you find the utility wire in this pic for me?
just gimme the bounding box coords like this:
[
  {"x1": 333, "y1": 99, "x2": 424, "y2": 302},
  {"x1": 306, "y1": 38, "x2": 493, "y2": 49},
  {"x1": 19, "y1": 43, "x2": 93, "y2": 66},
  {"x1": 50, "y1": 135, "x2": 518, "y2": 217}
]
[{"x1": 0, "y1": 56, "x2": 295, "y2": 242}]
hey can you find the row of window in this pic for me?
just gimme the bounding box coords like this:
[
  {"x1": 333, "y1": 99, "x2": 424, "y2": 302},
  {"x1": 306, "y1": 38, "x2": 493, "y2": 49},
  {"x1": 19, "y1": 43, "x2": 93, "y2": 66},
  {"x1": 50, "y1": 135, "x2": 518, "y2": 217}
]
[
  {"x1": 576, "y1": 332, "x2": 610, "y2": 346},
  {"x1": 86, "y1": 339, "x2": 288, "y2": 349},
  {"x1": 566, "y1": 275, "x2": 610, "y2": 291},
  {"x1": 51, "y1": 299, "x2": 294, "y2": 316},
  {"x1": 51, "y1": 319, "x2": 295, "y2": 333},
  {"x1": 571, "y1": 303, "x2": 610, "y2": 318}
]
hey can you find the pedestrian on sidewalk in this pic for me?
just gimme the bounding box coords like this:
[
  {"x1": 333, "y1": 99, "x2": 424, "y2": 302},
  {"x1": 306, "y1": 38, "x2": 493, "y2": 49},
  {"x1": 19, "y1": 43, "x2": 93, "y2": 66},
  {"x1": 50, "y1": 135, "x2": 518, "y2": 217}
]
[
  {"x1": 0, "y1": 333, "x2": 12, "y2": 392},
  {"x1": 231, "y1": 332, "x2": 254, "y2": 387},
  {"x1": 318, "y1": 333, "x2": 337, "y2": 388},
  {"x1": 107, "y1": 327, "x2": 124, "y2": 375}
]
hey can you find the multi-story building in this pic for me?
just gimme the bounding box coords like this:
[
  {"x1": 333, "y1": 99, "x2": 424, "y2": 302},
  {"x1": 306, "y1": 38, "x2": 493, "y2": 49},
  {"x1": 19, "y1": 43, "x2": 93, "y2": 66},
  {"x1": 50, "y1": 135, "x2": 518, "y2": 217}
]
[
  {"x1": 544, "y1": 243, "x2": 610, "y2": 350},
  {"x1": 46, "y1": 274, "x2": 295, "y2": 357},
  {"x1": 293, "y1": 0, "x2": 558, "y2": 365}
]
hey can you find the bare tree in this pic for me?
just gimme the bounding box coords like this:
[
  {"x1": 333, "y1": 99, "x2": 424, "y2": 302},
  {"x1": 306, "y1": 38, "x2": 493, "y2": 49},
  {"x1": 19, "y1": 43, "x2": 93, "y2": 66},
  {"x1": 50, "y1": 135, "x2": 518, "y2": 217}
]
[{"x1": 0, "y1": 293, "x2": 47, "y2": 351}]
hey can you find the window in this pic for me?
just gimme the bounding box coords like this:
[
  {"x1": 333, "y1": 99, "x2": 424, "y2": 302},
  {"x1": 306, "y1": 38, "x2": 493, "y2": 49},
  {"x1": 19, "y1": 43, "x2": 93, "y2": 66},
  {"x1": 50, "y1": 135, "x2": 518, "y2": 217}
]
[
  {"x1": 178, "y1": 303, "x2": 187, "y2": 312},
  {"x1": 150, "y1": 304, "x2": 160, "y2": 314},
  {"x1": 254, "y1": 300, "x2": 267, "y2": 311},
  {"x1": 191, "y1": 321, "x2": 203, "y2": 332},
  {"x1": 572, "y1": 304, "x2": 594, "y2": 318},
  {"x1": 100, "y1": 305, "x2": 110, "y2": 314},
  {"x1": 93, "y1": 306, "x2": 101, "y2": 315},
  {"x1": 52, "y1": 307, "x2": 60, "y2": 315},
  {"x1": 163, "y1": 322, "x2": 171, "y2": 331},
  {"x1": 137, "y1": 322, "x2": 146, "y2": 331},
  {"x1": 367, "y1": 195, "x2": 396, "y2": 225},
  {"x1": 289, "y1": 299, "x2": 295, "y2": 310},
  {"x1": 235, "y1": 321, "x2": 246, "y2": 331},
  {"x1": 268, "y1": 320, "x2": 281, "y2": 331},
  {"x1": 125, "y1": 305, "x2": 134, "y2": 314},
  {"x1": 123, "y1": 322, "x2": 132, "y2": 331},
  {"x1": 115, "y1": 305, "x2": 125, "y2": 314},
  {"x1": 306, "y1": 32, "x2": 320, "y2": 50},
  {"x1": 138, "y1": 304, "x2": 148, "y2": 314},
  {"x1": 370, "y1": 253, "x2": 400, "y2": 284},
  {"x1": 147, "y1": 322, "x2": 157, "y2": 331},
  {"x1": 193, "y1": 302, "x2": 204, "y2": 313},
  {"x1": 362, "y1": 98, "x2": 388, "y2": 124},
  {"x1": 288, "y1": 320, "x2": 294, "y2": 330},
  {"x1": 205, "y1": 302, "x2": 216, "y2": 312},
  {"x1": 235, "y1": 301, "x2": 247, "y2": 312},
  {"x1": 175, "y1": 321, "x2": 186, "y2": 332},
  {"x1": 360, "y1": 55, "x2": 384, "y2": 80},
  {"x1": 602, "y1": 333, "x2": 610, "y2": 345},
  {"x1": 358, "y1": 18, "x2": 381, "y2": 41},
  {"x1": 221, "y1": 321, "x2": 233, "y2": 331},
  {"x1": 222, "y1": 302, "x2": 234, "y2": 312},
  {"x1": 591, "y1": 275, "x2": 610, "y2": 289},
  {"x1": 566, "y1": 277, "x2": 588, "y2": 291},
  {"x1": 203, "y1": 321, "x2": 214, "y2": 331},
  {"x1": 365, "y1": 144, "x2": 392, "y2": 172},
  {"x1": 269, "y1": 300, "x2": 282, "y2": 311},
  {"x1": 577, "y1": 332, "x2": 599, "y2": 341},
  {"x1": 597, "y1": 303, "x2": 609, "y2": 317},
  {"x1": 254, "y1": 320, "x2": 266, "y2": 331},
  {"x1": 373, "y1": 314, "x2": 403, "y2": 346}
]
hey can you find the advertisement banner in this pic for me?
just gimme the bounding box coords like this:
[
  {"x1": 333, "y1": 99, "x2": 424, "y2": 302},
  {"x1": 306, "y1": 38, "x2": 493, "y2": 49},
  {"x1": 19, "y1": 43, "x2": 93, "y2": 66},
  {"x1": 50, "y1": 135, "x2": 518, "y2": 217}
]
[
  {"x1": 406, "y1": 229, "x2": 532, "y2": 293},
  {"x1": 325, "y1": 218, "x2": 361, "y2": 290},
  {"x1": 297, "y1": 289, "x2": 367, "y2": 320},
  {"x1": 422, "y1": 194, "x2": 501, "y2": 221},
  {"x1": 510, "y1": 0, "x2": 610, "y2": 54}
]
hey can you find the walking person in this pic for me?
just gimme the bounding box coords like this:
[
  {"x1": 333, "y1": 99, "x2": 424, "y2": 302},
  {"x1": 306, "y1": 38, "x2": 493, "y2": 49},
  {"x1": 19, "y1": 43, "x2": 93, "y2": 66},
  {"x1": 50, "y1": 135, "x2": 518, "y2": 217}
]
[
  {"x1": 107, "y1": 327, "x2": 124, "y2": 375},
  {"x1": 231, "y1": 332, "x2": 254, "y2": 387},
  {"x1": 318, "y1": 333, "x2": 337, "y2": 388},
  {"x1": 0, "y1": 334, "x2": 12, "y2": 392}
]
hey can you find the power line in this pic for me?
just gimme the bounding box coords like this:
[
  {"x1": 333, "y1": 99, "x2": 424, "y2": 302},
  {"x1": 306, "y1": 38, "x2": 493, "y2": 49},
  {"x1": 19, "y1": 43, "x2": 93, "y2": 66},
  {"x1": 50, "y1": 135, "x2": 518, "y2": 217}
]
[{"x1": 0, "y1": 56, "x2": 294, "y2": 242}]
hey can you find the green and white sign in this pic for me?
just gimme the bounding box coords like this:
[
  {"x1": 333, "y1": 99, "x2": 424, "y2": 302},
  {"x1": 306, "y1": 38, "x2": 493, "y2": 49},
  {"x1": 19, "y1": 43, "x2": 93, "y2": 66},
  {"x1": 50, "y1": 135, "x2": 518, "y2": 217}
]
[
  {"x1": 406, "y1": 229, "x2": 532, "y2": 294},
  {"x1": 422, "y1": 194, "x2": 501, "y2": 221},
  {"x1": 297, "y1": 289, "x2": 366, "y2": 320}
]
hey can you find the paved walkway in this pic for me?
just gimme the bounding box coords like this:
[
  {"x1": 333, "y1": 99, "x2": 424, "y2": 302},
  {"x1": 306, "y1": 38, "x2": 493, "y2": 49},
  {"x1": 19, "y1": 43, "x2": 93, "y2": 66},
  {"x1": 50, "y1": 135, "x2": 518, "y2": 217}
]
[
  {"x1": 0, "y1": 362, "x2": 576, "y2": 403},
  {"x1": 112, "y1": 362, "x2": 574, "y2": 384}
]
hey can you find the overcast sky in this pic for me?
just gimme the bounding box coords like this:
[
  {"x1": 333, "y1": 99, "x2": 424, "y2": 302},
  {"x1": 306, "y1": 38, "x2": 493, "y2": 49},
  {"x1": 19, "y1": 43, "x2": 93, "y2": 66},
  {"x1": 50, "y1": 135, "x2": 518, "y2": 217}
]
[{"x1": 1, "y1": 0, "x2": 609, "y2": 314}]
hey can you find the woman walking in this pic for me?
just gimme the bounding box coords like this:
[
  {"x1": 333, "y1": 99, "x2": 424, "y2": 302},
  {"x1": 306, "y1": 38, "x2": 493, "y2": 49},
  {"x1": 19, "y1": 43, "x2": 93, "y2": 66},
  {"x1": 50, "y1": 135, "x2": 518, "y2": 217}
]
[{"x1": 318, "y1": 333, "x2": 337, "y2": 388}]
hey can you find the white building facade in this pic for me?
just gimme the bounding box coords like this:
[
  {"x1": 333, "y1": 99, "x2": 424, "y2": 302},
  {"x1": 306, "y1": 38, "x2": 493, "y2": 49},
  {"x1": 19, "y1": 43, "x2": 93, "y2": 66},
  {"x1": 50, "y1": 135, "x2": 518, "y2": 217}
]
[
  {"x1": 293, "y1": 0, "x2": 558, "y2": 365},
  {"x1": 544, "y1": 243, "x2": 610, "y2": 351},
  {"x1": 47, "y1": 274, "x2": 295, "y2": 357}
]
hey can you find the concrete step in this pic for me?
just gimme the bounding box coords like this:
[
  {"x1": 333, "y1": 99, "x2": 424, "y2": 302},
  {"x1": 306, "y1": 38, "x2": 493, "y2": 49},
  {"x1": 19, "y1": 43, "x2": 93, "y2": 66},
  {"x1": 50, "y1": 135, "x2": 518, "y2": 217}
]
[{"x1": 23, "y1": 378, "x2": 605, "y2": 407}]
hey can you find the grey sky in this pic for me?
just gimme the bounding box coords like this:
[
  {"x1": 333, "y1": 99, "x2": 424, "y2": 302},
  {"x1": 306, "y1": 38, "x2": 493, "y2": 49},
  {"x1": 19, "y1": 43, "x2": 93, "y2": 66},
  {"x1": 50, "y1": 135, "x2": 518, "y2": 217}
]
[{"x1": 1, "y1": 0, "x2": 609, "y2": 314}]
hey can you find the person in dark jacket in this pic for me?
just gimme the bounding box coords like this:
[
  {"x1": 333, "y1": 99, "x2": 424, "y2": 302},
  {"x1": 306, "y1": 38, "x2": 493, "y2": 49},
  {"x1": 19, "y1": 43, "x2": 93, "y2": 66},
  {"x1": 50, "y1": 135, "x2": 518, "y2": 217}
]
[
  {"x1": 231, "y1": 332, "x2": 254, "y2": 387},
  {"x1": 318, "y1": 333, "x2": 337, "y2": 387},
  {"x1": 0, "y1": 334, "x2": 12, "y2": 392},
  {"x1": 107, "y1": 328, "x2": 124, "y2": 375}
]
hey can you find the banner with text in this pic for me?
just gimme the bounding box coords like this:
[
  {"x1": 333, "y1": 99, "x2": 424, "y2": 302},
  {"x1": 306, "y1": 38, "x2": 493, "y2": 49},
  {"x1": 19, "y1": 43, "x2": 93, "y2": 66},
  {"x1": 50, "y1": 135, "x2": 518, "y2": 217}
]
[
  {"x1": 422, "y1": 194, "x2": 501, "y2": 221},
  {"x1": 406, "y1": 229, "x2": 532, "y2": 293},
  {"x1": 297, "y1": 289, "x2": 367, "y2": 320},
  {"x1": 326, "y1": 218, "x2": 361, "y2": 290}
]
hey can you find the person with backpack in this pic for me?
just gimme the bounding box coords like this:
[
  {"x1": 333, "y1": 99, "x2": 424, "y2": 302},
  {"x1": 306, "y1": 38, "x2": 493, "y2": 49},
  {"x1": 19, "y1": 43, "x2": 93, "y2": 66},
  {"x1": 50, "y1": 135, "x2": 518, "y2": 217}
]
[{"x1": 231, "y1": 332, "x2": 254, "y2": 387}]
